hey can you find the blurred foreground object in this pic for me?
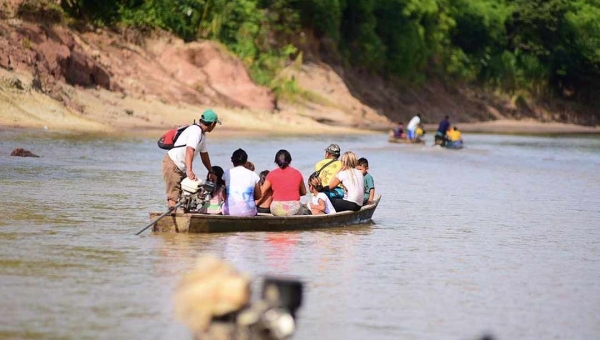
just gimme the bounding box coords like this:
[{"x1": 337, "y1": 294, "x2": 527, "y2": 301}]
[
  {"x1": 175, "y1": 254, "x2": 303, "y2": 340},
  {"x1": 175, "y1": 255, "x2": 251, "y2": 334}
]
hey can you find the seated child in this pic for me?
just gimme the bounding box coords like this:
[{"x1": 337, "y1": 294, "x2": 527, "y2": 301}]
[
  {"x1": 307, "y1": 174, "x2": 336, "y2": 215},
  {"x1": 356, "y1": 158, "x2": 375, "y2": 205},
  {"x1": 244, "y1": 161, "x2": 255, "y2": 172},
  {"x1": 203, "y1": 166, "x2": 225, "y2": 214},
  {"x1": 255, "y1": 170, "x2": 273, "y2": 214},
  {"x1": 393, "y1": 122, "x2": 405, "y2": 138},
  {"x1": 416, "y1": 124, "x2": 425, "y2": 138},
  {"x1": 447, "y1": 126, "x2": 462, "y2": 142}
]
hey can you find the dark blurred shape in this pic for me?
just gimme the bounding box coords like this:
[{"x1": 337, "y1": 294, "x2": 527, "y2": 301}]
[
  {"x1": 261, "y1": 276, "x2": 303, "y2": 318},
  {"x1": 235, "y1": 276, "x2": 304, "y2": 340},
  {"x1": 11, "y1": 148, "x2": 39, "y2": 157}
]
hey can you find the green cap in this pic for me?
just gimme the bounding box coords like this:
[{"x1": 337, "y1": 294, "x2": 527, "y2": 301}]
[{"x1": 201, "y1": 109, "x2": 222, "y2": 125}]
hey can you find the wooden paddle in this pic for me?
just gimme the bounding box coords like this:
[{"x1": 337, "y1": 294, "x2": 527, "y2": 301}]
[{"x1": 136, "y1": 200, "x2": 185, "y2": 235}]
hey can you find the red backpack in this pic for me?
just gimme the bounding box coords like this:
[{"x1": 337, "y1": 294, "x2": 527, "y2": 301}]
[{"x1": 157, "y1": 123, "x2": 199, "y2": 150}]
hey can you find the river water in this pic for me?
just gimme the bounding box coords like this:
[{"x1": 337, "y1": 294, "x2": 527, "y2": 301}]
[{"x1": 1, "y1": 130, "x2": 599, "y2": 340}]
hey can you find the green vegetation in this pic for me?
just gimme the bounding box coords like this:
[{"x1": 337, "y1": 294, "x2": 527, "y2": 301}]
[
  {"x1": 54, "y1": 0, "x2": 600, "y2": 107},
  {"x1": 21, "y1": 37, "x2": 32, "y2": 50},
  {"x1": 17, "y1": 0, "x2": 65, "y2": 23}
]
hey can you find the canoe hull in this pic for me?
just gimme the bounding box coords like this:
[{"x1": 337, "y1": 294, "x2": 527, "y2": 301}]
[
  {"x1": 388, "y1": 137, "x2": 425, "y2": 144},
  {"x1": 150, "y1": 196, "x2": 380, "y2": 233},
  {"x1": 388, "y1": 130, "x2": 425, "y2": 144},
  {"x1": 444, "y1": 141, "x2": 464, "y2": 149}
]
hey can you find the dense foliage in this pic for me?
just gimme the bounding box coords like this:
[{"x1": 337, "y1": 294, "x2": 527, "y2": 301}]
[{"x1": 59, "y1": 0, "x2": 600, "y2": 104}]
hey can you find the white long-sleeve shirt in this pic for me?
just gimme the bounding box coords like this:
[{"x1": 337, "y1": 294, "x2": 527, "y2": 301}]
[{"x1": 407, "y1": 116, "x2": 421, "y2": 131}]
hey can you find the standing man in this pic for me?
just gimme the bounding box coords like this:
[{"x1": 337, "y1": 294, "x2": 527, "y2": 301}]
[
  {"x1": 162, "y1": 109, "x2": 221, "y2": 209},
  {"x1": 407, "y1": 114, "x2": 421, "y2": 141},
  {"x1": 436, "y1": 115, "x2": 450, "y2": 146},
  {"x1": 314, "y1": 144, "x2": 343, "y2": 199}
]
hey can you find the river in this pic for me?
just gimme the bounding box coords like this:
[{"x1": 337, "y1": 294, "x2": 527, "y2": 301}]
[{"x1": 1, "y1": 130, "x2": 599, "y2": 340}]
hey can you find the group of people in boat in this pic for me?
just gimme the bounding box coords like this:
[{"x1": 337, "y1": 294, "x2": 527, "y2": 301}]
[
  {"x1": 433, "y1": 115, "x2": 463, "y2": 147},
  {"x1": 161, "y1": 109, "x2": 376, "y2": 217},
  {"x1": 392, "y1": 113, "x2": 425, "y2": 141},
  {"x1": 392, "y1": 113, "x2": 464, "y2": 147}
]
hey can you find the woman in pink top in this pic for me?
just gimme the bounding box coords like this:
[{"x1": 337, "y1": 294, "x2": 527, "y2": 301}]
[{"x1": 261, "y1": 149, "x2": 309, "y2": 216}]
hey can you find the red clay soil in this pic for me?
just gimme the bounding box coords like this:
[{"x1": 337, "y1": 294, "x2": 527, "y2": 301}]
[{"x1": 0, "y1": 2, "x2": 275, "y2": 113}]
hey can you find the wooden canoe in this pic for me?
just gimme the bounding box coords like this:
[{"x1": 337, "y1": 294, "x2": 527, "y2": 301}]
[
  {"x1": 444, "y1": 141, "x2": 464, "y2": 149},
  {"x1": 388, "y1": 130, "x2": 425, "y2": 144},
  {"x1": 388, "y1": 137, "x2": 425, "y2": 144},
  {"x1": 149, "y1": 195, "x2": 381, "y2": 233}
]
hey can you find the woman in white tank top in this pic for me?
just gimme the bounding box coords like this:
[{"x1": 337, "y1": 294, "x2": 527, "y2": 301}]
[{"x1": 326, "y1": 151, "x2": 364, "y2": 212}]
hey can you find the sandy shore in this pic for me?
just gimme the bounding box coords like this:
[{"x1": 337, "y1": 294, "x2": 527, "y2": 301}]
[
  {"x1": 0, "y1": 68, "x2": 376, "y2": 138},
  {"x1": 449, "y1": 120, "x2": 600, "y2": 134},
  {"x1": 422, "y1": 119, "x2": 600, "y2": 135},
  {"x1": 2, "y1": 68, "x2": 599, "y2": 137}
]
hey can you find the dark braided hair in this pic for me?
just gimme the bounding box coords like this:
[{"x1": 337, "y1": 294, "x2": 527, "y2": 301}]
[{"x1": 274, "y1": 149, "x2": 291, "y2": 169}]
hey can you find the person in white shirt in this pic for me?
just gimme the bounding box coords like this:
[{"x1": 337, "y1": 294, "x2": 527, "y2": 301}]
[
  {"x1": 162, "y1": 109, "x2": 221, "y2": 209},
  {"x1": 307, "y1": 175, "x2": 336, "y2": 215},
  {"x1": 326, "y1": 151, "x2": 364, "y2": 212},
  {"x1": 406, "y1": 113, "x2": 421, "y2": 140},
  {"x1": 223, "y1": 148, "x2": 262, "y2": 216}
]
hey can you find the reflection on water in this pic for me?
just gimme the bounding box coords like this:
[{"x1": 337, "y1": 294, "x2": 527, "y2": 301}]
[{"x1": 1, "y1": 130, "x2": 599, "y2": 340}]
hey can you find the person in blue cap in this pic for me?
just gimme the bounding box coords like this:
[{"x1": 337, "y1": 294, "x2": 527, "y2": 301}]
[{"x1": 162, "y1": 109, "x2": 221, "y2": 209}]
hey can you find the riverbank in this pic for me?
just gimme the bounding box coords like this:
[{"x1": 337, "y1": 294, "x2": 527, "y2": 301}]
[
  {"x1": 0, "y1": 68, "x2": 377, "y2": 138},
  {"x1": 2, "y1": 16, "x2": 599, "y2": 138},
  {"x1": 424, "y1": 120, "x2": 600, "y2": 136},
  {"x1": 2, "y1": 67, "x2": 599, "y2": 138}
]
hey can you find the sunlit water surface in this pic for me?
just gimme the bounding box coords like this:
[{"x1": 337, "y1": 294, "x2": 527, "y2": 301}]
[{"x1": 1, "y1": 130, "x2": 599, "y2": 340}]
